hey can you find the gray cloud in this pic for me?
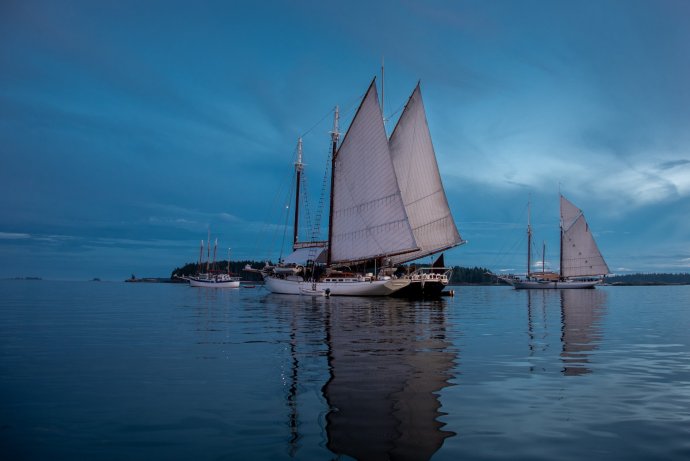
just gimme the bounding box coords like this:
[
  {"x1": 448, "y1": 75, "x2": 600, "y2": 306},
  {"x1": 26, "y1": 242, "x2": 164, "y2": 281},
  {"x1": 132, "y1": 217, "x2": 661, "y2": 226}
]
[{"x1": 657, "y1": 159, "x2": 690, "y2": 171}]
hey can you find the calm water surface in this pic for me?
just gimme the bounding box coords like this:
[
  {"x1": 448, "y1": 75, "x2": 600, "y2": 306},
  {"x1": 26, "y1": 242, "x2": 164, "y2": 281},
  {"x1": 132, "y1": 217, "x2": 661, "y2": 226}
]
[{"x1": 1, "y1": 281, "x2": 689, "y2": 460}]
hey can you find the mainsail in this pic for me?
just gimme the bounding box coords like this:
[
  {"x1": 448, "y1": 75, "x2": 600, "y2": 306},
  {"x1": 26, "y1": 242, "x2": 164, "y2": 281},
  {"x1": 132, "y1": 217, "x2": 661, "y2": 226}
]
[
  {"x1": 560, "y1": 195, "x2": 609, "y2": 278},
  {"x1": 388, "y1": 83, "x2": 463, "y2": 265},
  {"x1": 330, "y1": 78, "x2": 418, "y2": 264}
]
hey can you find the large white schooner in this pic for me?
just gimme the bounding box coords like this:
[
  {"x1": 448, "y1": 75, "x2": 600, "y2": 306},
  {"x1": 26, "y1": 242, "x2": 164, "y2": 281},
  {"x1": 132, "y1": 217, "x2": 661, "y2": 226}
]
[{"x1": 252, "y1": 77, "x2": 464, "y2": 296}]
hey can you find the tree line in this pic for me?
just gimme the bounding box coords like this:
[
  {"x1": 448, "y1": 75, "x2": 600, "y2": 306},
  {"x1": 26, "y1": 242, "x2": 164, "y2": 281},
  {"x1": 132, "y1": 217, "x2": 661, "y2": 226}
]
[
  {"x1": 170, "y1": 261, "x2": 496, "y2": 284},
  {"x1": 447, "y1": 266, "x2": 496, "y2": 285},
  {"x1": 171, "y1": 260, "x2": 266, "y2": 282},
  {"x1": 604, "y1": 273, "x2": 690, "y2": 285}
]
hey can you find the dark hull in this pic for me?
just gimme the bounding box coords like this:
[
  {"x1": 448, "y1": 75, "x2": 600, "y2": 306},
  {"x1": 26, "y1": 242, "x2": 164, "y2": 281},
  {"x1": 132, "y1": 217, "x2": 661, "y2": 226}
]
[{"x1": 391, "y1": 280, "x2": 447, "y2": 299}]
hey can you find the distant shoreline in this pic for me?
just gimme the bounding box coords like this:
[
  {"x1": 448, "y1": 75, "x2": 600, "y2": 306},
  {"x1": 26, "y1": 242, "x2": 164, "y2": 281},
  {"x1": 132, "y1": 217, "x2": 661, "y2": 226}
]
[
  {"x1": 125, "y1": 277, "x2": 186, "y2": 284},
  {"x1": 451, "y1": 282, "x2": 690, "y2": 287}
]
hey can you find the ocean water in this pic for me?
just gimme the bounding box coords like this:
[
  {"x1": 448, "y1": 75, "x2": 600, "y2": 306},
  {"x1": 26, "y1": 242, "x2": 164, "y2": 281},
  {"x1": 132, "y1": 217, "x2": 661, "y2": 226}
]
[{"x1": 1, "y1": 280, "x2": 689, "y2": 460}]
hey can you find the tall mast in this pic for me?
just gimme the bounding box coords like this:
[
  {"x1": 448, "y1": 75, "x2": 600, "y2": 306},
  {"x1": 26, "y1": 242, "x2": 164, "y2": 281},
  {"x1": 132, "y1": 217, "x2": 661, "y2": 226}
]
[
  {"x1": 198, "y1": 240, "x2": 204, "y2": 273},
  {"x1": 527, "y1": 200, "x2": 532, "y2": 277},
  {"x1": 542, "y1": 241, "x2": 546, "y2": 274},
  {"x1": 381, "y1": 57, "x2": 385, "y2": 126},
  {"x1": 206, "y1": 228, "x2": 210, "y2": 272},
  {"x1": 212, "y1": 238, "x2": 218, "y2": 270},
  {"x1": 558, "y1": 193, "x2": 563, "y2": 279},
  {"x1": 293, "y1": 138, "x2": 303, "y2": 247},
  {"x1": 326, "y1": 106, "x2": 339, "y2": 266}
]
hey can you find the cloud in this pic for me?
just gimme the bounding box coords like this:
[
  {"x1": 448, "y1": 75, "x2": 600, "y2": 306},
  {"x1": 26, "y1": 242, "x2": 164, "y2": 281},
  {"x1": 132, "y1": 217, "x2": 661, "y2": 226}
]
[
  {"x1": 657, "y1": 159, "x2": 690, "y2": 171},
  {"x1": 32, "y1": 234, "x2": 78, "y2": 243},
  {"x1": 674, "y1": 258, "x2": 690, "y2": 268},
  {"x1": 444, "y1": 141, "x2": 690, "y2": 212},
  {"x1": 0, "y1": 232, "x2": 31, "y2": 239}
]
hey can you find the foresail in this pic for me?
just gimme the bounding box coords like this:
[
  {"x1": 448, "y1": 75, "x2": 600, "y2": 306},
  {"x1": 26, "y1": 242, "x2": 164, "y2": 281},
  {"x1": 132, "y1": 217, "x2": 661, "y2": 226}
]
[
  {"x1": 330, "y1": 78, "x2": 418, "y2": 264},
  {"x1": 388, "y1": 83, "x2": 463, "y2": 265},
  {"x1": 560, "y1": 195, "x2": 609, "y2": 277}
]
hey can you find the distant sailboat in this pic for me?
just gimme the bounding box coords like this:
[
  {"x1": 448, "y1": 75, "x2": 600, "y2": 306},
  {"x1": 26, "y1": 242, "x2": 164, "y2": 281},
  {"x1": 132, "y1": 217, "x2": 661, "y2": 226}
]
[
  {"x1": 252, "y1": 77, "x2": 463, "y2": 296},
  {"x1": 499, "y1": 195, "x2": 609, "y2": 289},
  {"x1": 183, "y1": 236, "x2": 241, "y2": 288}
]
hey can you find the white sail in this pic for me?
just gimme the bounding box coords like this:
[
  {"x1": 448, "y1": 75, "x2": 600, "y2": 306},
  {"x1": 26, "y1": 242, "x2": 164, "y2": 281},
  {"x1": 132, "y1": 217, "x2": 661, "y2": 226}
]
[
  {"x1": 560, "y1": 195, "x2": 609, "y2": 277},
  {"x1": 330, "y1": 79, "x2": 417, "y2": 264},
  {"x1": 388, "y1": 83, "x2": 463, "y2": 265}
]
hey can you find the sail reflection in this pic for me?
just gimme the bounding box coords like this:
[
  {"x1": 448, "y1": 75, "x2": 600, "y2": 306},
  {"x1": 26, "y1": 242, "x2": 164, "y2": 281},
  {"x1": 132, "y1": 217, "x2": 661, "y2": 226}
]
[
  {"x1": 526, "y1": 289, "x2": 607, "y2": 375},
  {"x1": 560, "y1": 289, "x2": 606, "y2": 376},
  {"x1": 322, "y1": 298, "x2": 456, "y2": 460}
]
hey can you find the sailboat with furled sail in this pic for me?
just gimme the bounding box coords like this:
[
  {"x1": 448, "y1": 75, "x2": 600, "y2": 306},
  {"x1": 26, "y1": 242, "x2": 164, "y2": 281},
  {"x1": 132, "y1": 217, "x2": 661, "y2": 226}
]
[
  {"x1": 500, "y1": 194, "x2": 609, "y2": 289},
  {"x1": 251, "y1": 77, "x2": 462, "y2": 296}
]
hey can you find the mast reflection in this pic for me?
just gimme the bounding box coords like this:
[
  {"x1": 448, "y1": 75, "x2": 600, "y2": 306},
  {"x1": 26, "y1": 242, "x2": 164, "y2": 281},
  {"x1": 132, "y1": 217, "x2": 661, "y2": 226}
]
[
  {"x1": 526, "y1": 289, "x2": 606, "y2": 375},
  {"x1": 322, "y1": 298, "x2": 456, "y2": 461},
  {"x1": 263, "y1": 294, "x2": 333, "y2": 457}
]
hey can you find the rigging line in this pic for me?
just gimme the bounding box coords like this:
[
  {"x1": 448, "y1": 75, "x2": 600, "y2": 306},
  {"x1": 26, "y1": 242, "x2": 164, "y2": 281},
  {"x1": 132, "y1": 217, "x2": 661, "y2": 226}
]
[
  {"x1": 309, "y1": 143, "x2": 331, "y2": 243},
  {"x1": 259, "y1": 140, "x2": 309, "y2": 262},
  {"x1": 298, "y1": 86, "x2": 365, "y2": 148},
  {"x1": 300, "y1": 107, "x2": 335, "y2": 139},
  {"x1": 278, "y1": 169, "x2": 296, "y2": 262},
  {"x1": 490, "y1": 200, "x2": 530, "y2": 271},
  {"x1": 252, "y1": 154, "x2": 297, "y2": 263},
  {"x1": 300, "y1": 168, "x2": 314, "y2": 240},
  {"x1": 385, "y1": 101, "x2": 406, "y2": 125},
  {"x1": 252, "y1": 162, "x2": 295, "y2": 259},
  {"x1": 335, "y1": 91, "x2": 368, "y2": 141}
]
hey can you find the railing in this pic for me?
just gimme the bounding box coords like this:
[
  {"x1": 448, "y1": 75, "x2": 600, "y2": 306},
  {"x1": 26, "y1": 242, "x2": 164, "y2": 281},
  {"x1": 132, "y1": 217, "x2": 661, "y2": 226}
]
[{"x1": 402, "y1": 266, "x2": 452, "y2": 283}]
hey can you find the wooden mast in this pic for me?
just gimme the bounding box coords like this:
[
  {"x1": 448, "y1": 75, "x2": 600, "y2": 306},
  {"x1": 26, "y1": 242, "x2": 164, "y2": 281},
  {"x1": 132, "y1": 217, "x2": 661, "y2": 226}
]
[
  {"x1": 198, "y1": 240, "x2": 204, "y2": 273},
  {"x1": 206, "y1": 228, "x2": 210, "y2": 272},
  {"x1": 326, "y1": 107, "x2": 339, "y2": 266},
  {"x1": 293, "y1": 138, "x2": 303, "y2": 248},
  {"x1": 212, "y1": 238, "x2": 218, "y2": 272}
]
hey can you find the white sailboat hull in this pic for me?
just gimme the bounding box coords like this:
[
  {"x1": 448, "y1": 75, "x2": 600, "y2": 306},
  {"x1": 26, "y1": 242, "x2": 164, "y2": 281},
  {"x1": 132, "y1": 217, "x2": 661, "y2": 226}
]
[
  {"x1": 187, "y1": 276, "x2": 240, "y2": 288},
  {"x1": 189, "y1": 280, "x2": 240, "y2": 288},
  {"x1": 500, "y1": 277, "x2": 602, "y2": 290},
  {"x1": 264, "y1": 276, "x2": 410, "y2": 296}
]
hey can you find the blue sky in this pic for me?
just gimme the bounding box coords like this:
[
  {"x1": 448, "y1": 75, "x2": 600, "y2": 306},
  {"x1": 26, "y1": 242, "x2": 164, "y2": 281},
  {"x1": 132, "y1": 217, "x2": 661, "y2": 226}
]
[{"x1": 1, "y1": 0, "x2": 689, "y2": 280}]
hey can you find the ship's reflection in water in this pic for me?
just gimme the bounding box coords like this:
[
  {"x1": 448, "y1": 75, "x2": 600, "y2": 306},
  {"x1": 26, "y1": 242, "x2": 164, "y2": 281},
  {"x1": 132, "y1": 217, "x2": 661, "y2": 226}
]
[
  {"x1": 527, "y1": 289, "x2": 607, "y2": 375},
  {"x1": 268, "y1": 294, "x2": 457, "y2": 460},
  {"x1": 322, "y1": 297, "x2": 456, "y2": 461},
  {"x1": 560, "y1": 289, "x2": 606, "y2": 375}
]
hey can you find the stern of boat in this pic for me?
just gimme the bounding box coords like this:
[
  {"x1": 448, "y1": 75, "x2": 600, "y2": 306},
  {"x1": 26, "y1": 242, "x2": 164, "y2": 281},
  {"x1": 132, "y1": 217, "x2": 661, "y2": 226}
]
[{"x1": 382, "y1": 278, "x2": 411, "y2": 295}]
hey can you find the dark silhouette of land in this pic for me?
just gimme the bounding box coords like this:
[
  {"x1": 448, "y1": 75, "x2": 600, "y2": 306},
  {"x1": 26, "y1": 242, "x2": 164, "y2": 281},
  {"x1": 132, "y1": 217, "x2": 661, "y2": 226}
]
[{"x1": 155, "y1": 262, "x2": 690, "y2": 286}]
